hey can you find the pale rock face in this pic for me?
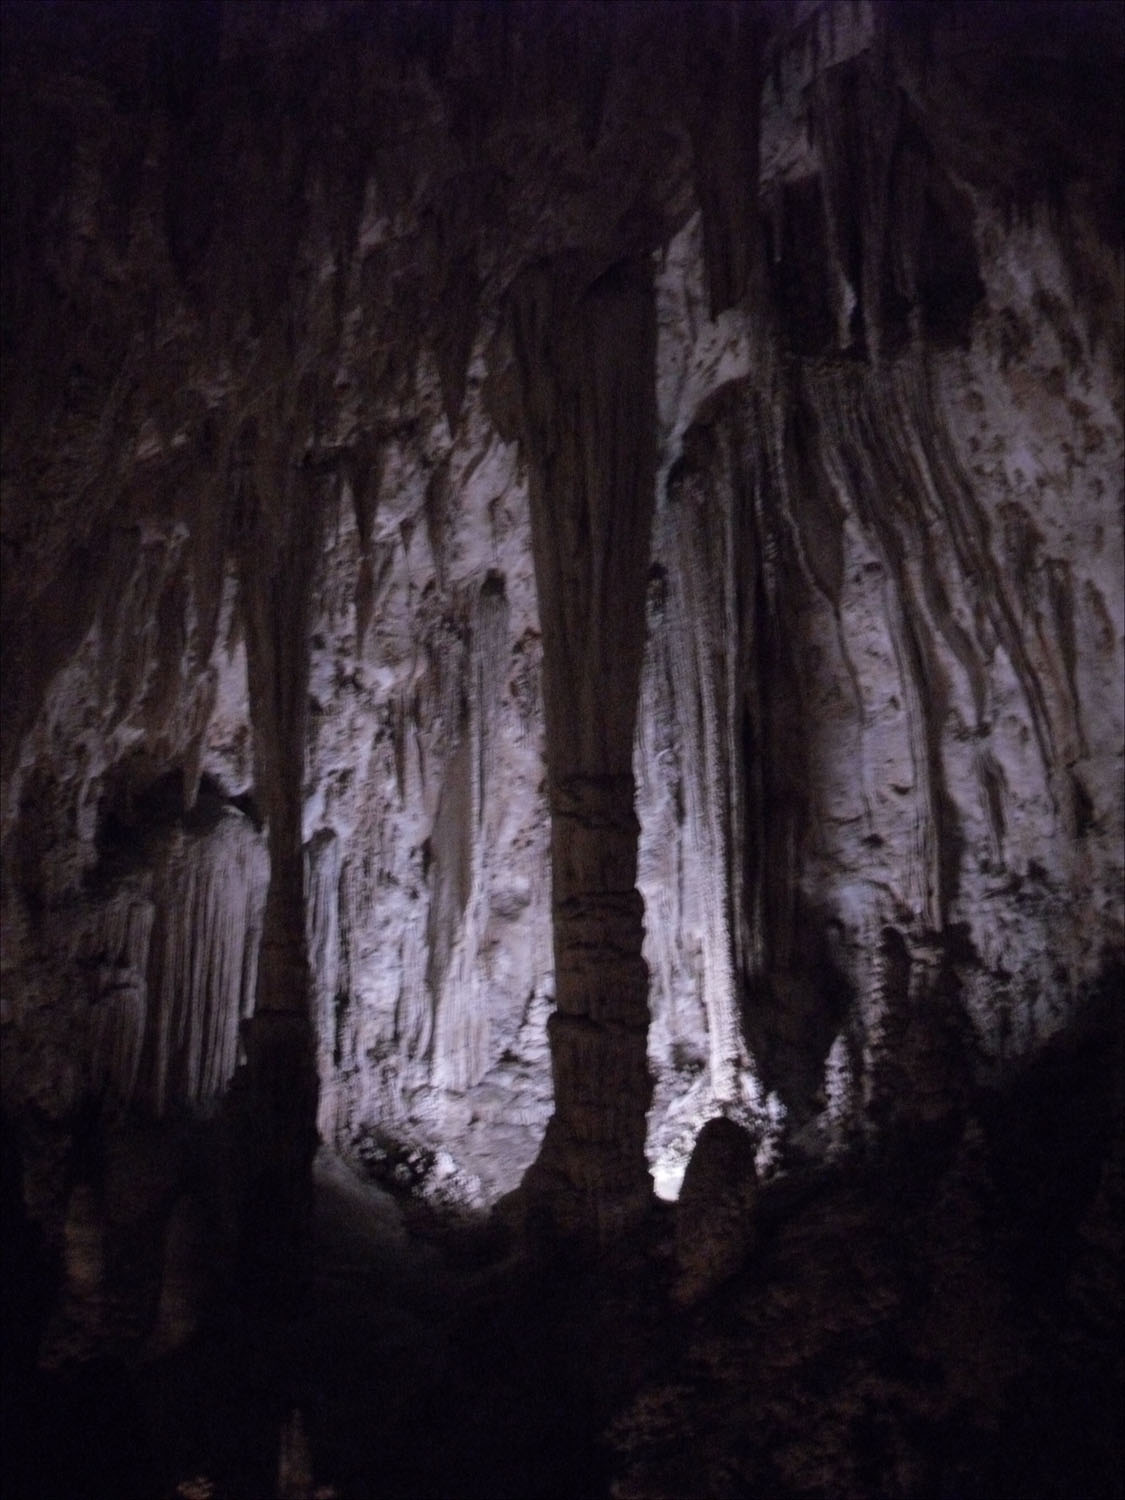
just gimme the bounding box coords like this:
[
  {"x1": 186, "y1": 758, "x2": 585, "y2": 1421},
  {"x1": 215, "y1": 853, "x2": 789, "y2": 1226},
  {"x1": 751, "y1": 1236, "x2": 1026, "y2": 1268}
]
[
  {"x1": 0, "y1": 0, "x2": 1121, "y2": 1306},
  {"x1": 297, "y1": 343, "x2": 554, "y2": 1199},
  {"x1": 635, "y1": 7, "x2": 1124, "y2": 1194}
]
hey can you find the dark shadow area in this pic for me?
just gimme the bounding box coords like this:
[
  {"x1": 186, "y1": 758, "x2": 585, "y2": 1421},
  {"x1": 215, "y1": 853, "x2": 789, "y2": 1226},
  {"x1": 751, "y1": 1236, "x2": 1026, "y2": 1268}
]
[
  {"x1": 5, "y1": 975, "x2": 1120, "y2": 1499},
  {"x1": 741, "y1": 900, "x2": 856, "y2": 1131},
  {"x1": 20, "y1": 1152, "x2": 671, "y2": 1500},
  {"x1": 88, "y1": 763, "x2": 262, "y2": 894}
]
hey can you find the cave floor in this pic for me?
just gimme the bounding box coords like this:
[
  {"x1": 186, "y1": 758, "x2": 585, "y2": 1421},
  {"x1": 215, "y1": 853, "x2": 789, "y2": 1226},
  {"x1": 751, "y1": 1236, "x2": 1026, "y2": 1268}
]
[
  {"x1": 8, "y1": 1027, "x2": 1121, "y2": 1500},
  {"x1": 132, "y1": 1151, "x2": 671, "y2": 1500}
]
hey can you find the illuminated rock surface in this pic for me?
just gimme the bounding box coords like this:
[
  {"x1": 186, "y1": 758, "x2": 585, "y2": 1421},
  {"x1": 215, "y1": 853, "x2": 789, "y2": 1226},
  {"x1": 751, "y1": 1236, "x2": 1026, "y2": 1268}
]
[{"x1": 1, "y1": 2, "x2": 1121, "y2": 1497}]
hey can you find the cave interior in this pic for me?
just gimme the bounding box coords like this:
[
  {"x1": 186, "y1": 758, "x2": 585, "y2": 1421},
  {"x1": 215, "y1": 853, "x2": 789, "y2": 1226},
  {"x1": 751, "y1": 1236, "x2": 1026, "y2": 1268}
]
[{"x1": 1, "y1": 2, "x2": 1122, "y2": 1498}]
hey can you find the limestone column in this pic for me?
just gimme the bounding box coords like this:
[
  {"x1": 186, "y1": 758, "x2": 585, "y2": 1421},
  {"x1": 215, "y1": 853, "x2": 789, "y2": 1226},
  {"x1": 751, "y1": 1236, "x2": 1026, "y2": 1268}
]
[
  {"x1": 235, "y1": 437, "x2": 322, "y2": 1291},
  {"x1": 508, "y1": 255, "x2": 658, "y2": 1249}
]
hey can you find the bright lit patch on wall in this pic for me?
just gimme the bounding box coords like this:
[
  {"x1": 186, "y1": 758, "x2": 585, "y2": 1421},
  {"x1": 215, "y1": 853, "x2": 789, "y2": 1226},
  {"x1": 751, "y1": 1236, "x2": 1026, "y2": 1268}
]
[{"x1": 653, "y1": 1158, "x2": 688, "y2": 1203}]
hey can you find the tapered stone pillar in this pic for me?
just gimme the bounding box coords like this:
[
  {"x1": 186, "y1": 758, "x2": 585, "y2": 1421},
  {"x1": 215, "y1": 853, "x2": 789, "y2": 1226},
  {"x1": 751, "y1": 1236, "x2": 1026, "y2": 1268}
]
[
  {"x1": 508, "y1": 255, "x2": 658, "y2": 1249},
  {"x1": 234, "y1": 445, "x2": 322, "y2": 1293}
]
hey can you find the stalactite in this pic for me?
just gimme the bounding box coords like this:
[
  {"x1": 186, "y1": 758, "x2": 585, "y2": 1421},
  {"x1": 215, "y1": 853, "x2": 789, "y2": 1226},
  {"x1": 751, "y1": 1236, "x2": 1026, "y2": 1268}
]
[
  {"x1": 141, "y1": 809, "x2": 268, "y2": 1116},
  {"x1": 395, "y1": 899, "x2": 430, "y2": 1063},
  {"x1": 663, "y1": 454, "x2": 742, "y2": 1103},
  {"x1": 636, "y1": 568, "x2": 685, "y2": 1072},
  {"x1": 474, "y1": 572, "x2": 509, "y2": 821},
  {"x1": 683, "y1": 5, "x2": 765, "y2": 319},
  {"x1": 426, "y1": 731, "x2": 472, "y2": 1079},
  {"x1": 86, "y1": 896, "x2": 155, "y2": 1111},
  {"x1": 432, "y1": 572, "x2": 510, "y2": 1093},
  {"x1": 304, "y1": 828, "x2": 341, "y2": 1110}
]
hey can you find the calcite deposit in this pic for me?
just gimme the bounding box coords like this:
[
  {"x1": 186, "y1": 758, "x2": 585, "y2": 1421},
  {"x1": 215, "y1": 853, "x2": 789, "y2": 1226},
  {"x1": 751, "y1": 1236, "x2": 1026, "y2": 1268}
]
[{"x1": 1, "y1": 1, "x2": 1121, "y2": 1496}]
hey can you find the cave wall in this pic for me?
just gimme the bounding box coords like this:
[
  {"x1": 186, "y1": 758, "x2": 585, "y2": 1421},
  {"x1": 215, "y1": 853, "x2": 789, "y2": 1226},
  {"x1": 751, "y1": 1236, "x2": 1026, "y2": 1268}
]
[
  {"x1": 1, "y1": 0, "x2": 1122, "y2": 1295},
  {"x1": 637, "y1": 2, "x2": 1123, "y2": 1197}
]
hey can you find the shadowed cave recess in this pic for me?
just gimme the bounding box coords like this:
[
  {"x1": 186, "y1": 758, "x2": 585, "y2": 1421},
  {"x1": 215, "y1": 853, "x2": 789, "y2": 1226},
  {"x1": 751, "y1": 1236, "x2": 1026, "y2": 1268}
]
[{"x1": 1, "y1": 2, "x2": 1122, "y2": 1497}]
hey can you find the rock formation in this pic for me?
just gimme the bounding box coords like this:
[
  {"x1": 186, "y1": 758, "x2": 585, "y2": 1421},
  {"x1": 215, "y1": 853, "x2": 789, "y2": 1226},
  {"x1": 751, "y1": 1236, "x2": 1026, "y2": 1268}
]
[
  {"x1": 1, "y1": 0, "x2": 1121, "y2": 1494},
  {"x1": 508, "y1": 252, "x2": 659, "y2": 1247},
  {"x1": 673, "y1": 1113, "x2": 759, "y2": 1307}
]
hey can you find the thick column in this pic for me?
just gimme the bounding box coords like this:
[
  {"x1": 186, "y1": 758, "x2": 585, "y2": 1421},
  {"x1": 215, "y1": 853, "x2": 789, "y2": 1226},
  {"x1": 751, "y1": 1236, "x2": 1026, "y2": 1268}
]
[
  {"x1": 233, "y1": 441, "x2": 322, "y2": 1292},
  {"x1": 508, "y1": 255, "x2": 658, "y2": 1249}
]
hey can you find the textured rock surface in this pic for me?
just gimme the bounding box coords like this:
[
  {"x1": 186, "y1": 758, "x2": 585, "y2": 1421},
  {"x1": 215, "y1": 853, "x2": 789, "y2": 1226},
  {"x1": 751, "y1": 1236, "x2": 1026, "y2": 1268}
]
[
  {"x1": 637, "y1": 0, "x2": 1125, "y2": 1197},
  {"x1": 0, "y1": 4, "x2": 1122, "y2": 1490},
  {"x1": 509, "y1": 253, "x2": 659, "y2": 1246},
  {"x1": 673, "y1": 1114, "x2": 758, "y2": 1307},
  {"x1": 612, "y1": 1005, "x2": 1124, "y2": 1500}
]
